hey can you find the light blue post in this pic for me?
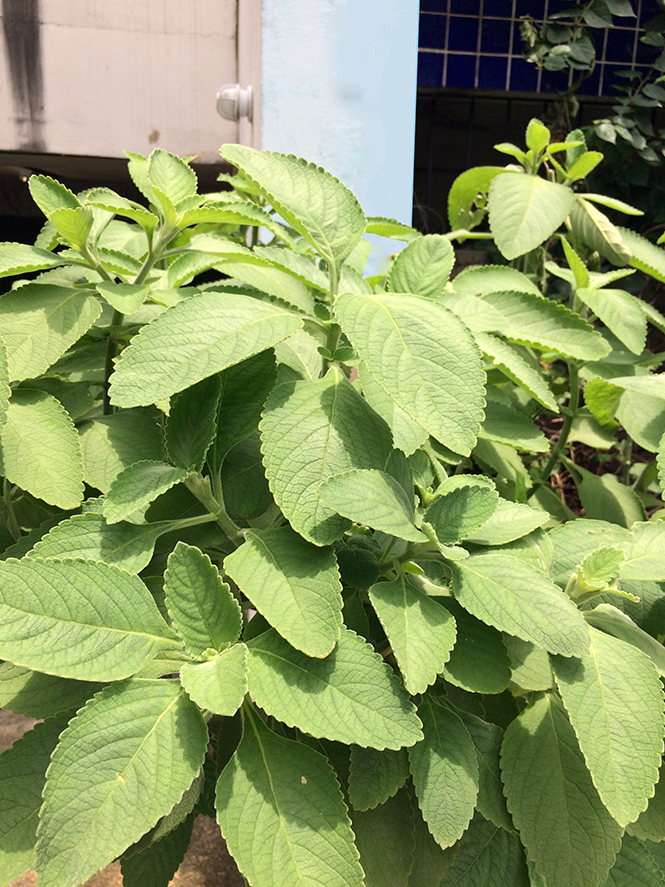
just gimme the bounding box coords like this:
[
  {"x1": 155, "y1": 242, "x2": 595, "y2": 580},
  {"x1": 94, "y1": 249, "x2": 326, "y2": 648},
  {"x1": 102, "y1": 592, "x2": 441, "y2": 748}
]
[{"x1": 261, "y1": 0, "x2": 420, "y2": 227}]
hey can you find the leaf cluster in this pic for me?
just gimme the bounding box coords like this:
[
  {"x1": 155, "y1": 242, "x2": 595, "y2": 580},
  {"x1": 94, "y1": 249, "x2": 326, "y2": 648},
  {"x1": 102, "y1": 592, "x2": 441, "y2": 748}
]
[{"x1": 1, "y1": 129, "x2": 665, "y2": 887}]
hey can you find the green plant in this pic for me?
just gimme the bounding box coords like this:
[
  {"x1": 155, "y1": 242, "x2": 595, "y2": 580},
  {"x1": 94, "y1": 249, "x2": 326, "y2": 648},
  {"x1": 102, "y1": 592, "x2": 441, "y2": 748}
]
[{"x1": 1, "y1": 127, "x2": 665, "y2": 887}]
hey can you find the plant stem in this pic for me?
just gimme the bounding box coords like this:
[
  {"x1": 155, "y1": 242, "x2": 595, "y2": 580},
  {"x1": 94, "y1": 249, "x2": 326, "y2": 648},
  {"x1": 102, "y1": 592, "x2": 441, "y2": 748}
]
[
  {"x1": 2, "y1": 478, "x2": 20, "y2": 541},
  {"x1": 533, "y1": 361, "x2": 580, "y2": 490},
  {"x1": 185, "y1": 475, "x2": 243, "y2": 546},
  {"x1": 103, "y1": 309, "x2": 124, "y2": 414}
]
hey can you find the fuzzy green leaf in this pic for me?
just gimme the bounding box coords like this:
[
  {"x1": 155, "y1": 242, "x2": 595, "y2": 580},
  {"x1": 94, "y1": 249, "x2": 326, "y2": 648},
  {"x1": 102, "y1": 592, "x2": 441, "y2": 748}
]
[
  {"x1": 216, "y1": 706, "x2": 364, "y2": 887},
  {"x1": 465, "y1": 499, "x2": 549, "y2": 545},
  {"x1": 220, "y1": 145, "x2": 366, "y2": 267},
  {"x1": 618, "y1": 226, "x2": 665, "y2": 283},
  {"x1": 504, "y1": 634, "x2": 554, "y2": 691},
  {"x1": 409, "y1": 696, "x2": 478, "y2": 849},
  {"x1": 618, "y1": 521, "x2": 665, "y2": 581},
  {"x1": 147, "y1": 149, "x2": 197, "y2": 205},
  {"x1": 480, "y1": 401, "x2": 549, "y2": 452},
  {"x1": 120, "y1": 813, "x2": 195, "y2": 887},
  {"x1": 0, "y1": 243, "x2": 70, "y2": 278},
  {"x1": 165, "y1": 375, "x2": 222, "y2": 471},
  {"x1": 604, "y1": 834, "x2": 665, "y2": 887},
  {"x1": 488, "y1": 173, "x2": 575, "y2": 260},
  {"x1": 425, "y1": 476, "x2": 499, "y2": 545},
  {"x1": 246, "y1": 627, "x2": 423, "y2": 749},
  {"x1": 585, "y1": 604, "x2": 665, "y2": 678},
  {"x1": 180, "y1": 644, "x2": 247, "y2": 716},
  {"x1": 357, "y1": 362, "x2": 428, "y2": 457},
  {"x1": 575, "y1": 466, "x2": 647, "y2": 528},
  {"x1": 387, "y1": 235, "x2": 455, "y2": 298},
  {"x1": 335, "y1": 292, "x2": 485, "y2": 456},
  {"x1": 585, "y1": 377, "x2": 624, "y2": 425},
  {"x1": 351, "y1": 788, "x2": 415, "y2": 887},
  {"x1": 109, "y1": 293, "x2": 301, "y2": 407},
  {"x1": 0, "y1": 717, "x2": 67, "y2": 885},
  {"x1": 37, "y1": 680, "x2": 207, "y2": 887},
  {"x1": 453, "y1": 264, "x2": 541, "y2": 297},
  {"x1": 501, "y1": 693, "x2": 623, "y2": 887},
  {"x1": 103, "y1": 461, "x2": 192, "y2": 524},
  {"x1": 28, "y1": 175, "x2": 79, "y2": 215},
  {"x1": 578, "y1": 287, "x2": 647, "y2": 356},
  {"x1": 0, "y1": 662, "x2": 99, "y2": 719},
  {"x1": 570, "y1": 198, "x2": 631, "y2": 265},
  {"x1": 452, "y1": 553, "x2": 589, "y2": 656},
  {"x1": 447, "y1": 166, "x2": 504, "y2": 230},
  {"x1": 95, "y1": 282, "x2": 148, "y2": 314},
  {"x1": 224, "y1": 526, "x2": 342, "y2": 658},
  {"x1": 347, "y1": 746, "x2": 410, "y2": 812},
  {"x1": 0, "y1": 558, "x2": 177, "y2": 681},
  {"x1": 456, "y1": 711, "x2": 513, "y2": 831},
  {"x1": 48, "y1": 207, "x2": 94, "y2": 248},
  {"x1": 78, "y1": 409, "x2": 163, "y2": 494},
  {"x1": 0, "y1": 284, "x2": 101, "y2": 382},
  {"x1": 320, "y1": 469, "x2": 426, "y2": 542},
  {"x1": 441, "y1": 600, "x2": 512, "y2": 694},
  {"x1": 164, "y1": 541, "x2": 242, "y2": 657},
  {"x1": 27, "y1": 512, "x2": 167, "y2": 573},
  {"x1": 368, "y1": 575, "x2": 456, "y2": 694},
  {"x1": 260, "y1": 367, "x2": 392, "y2": 545},
  {"x1": 480, "y1": 290, "x2": 611, "y2": 361},
  {"x1": 440, "y1": 814, "x2": 529, "y2": 887},
  {"x1": 626, "y1": 763, "x2": 665, "y2": 843},
  {"x1": 553, "y1": 627, "x2": 664, "y2": 826},
  {"x1": 475, "y1": 332, "x2": 559, "y2": 411},
  {"x1": 0, "y1": 389, "x2": 83, "y2": 509}
]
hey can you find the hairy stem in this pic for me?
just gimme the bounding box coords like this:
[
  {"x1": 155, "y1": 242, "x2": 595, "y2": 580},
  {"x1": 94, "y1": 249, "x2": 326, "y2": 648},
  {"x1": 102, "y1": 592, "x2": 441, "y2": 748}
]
[
  {"x1": 103, "y1": 309, "x2": 124, "y2": 414},
  {"x1": 2, "y1": 478, "x2": 20, "y2": 541},
  {"x1": 185, "y1": 475, "x2": 243, "y2": 546},
  {"x1": 533, "y1": 361, "x2": 580, "y2": 490}
]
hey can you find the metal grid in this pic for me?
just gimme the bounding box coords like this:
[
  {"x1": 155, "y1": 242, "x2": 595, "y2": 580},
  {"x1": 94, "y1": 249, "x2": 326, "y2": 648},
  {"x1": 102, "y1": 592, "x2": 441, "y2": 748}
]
[{"x1": 418, "y1": 0, "x2": 661, "y2": 95}]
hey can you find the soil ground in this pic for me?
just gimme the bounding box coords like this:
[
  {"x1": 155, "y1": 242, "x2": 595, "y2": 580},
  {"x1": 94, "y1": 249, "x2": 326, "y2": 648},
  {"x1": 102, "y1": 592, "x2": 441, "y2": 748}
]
[{"x1": 0, "y1": 710, "x2": 244, "y2": 887}]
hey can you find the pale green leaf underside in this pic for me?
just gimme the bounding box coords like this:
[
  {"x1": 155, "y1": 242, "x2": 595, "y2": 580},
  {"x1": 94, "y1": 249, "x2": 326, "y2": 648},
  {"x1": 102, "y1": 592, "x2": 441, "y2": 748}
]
[
  {"x1": 0, "y1": 243, "x2": 69, "y2": 278},
  {"x1": 77, "y1": 409, "x2": 163, "y2": 494},
  {"x1": 351, "y1": 788, "x2": 415, "y2": 887},
  {"x1": 0, "y1": 717, "x2": 66, "y2": 885},
  {"x1": 369, "y1": 576, "x2": 456, "y2": 694},
  {"x1": 335, "y1": 292, "x2": 485, "y2": 456},
  {"x1": 619, "y1": 226, "x2": 665, "y2": 284},
  {"x1": 37, "y1": 680, "x2": 207, "y2": 887},
  {"x1": 348, "y1": 746, "x2": 410, "y2": 812},
  {"x1": 488, "y1": 173, "x2": 575, "y2": 260},
  {"x1": 553, "y1": 627, "x2": 664, "y2": 826},
  {"x1": 481, "y1": 290, "x2": 611, "y2": 362},
  {"x1": 357, "y1": 362, "x2": 428, "y2": 457},
  {"x1": 246, "y1": 627, "x2": 423, "y2": 749},
  {"x1": 216, "y1": 708, "x2": 364, "y2": 887},
  {"x1": 223, "y1": 525, "x2": 342, "y2": 658},
  {"x1": 452, "y1": 553, "x2": 590, "y2": 656},
  {"x1": 409, "y1": 697, "x2": 479, "y2": 849},
  {"x1": 0, "y1": 558, "x2": 177, "y2": 681},
  {"x1": 0, "y1": 389, "x2": 83, "y2": 510},
  {"x1": 0, "y1": 284, "x2": 101, "y2": 382},
  {"x1": 453, "y1": 263, "x2": 541, "y2": 297},
  {"x1": 475, "y1": 332, "x2": 559, "y2": 411},
  {"x1": 27, "y1": 513, "x2": 167, "y2": 573},
  {"x1": 387, "y1": 234, "x2": 454, "y2": 298},
  {"x1": 320, "y1": 469, "x2": 426, "y2": 542},
  {"x1": 109, "y1": 292, "x2": 301, "y2": 407},
  {"x1": 465, "y1": 499, "x2": 549, "y2": 545},
  {"x1": 501, "y1": 693, "x2": 622, "y2": 887},
  {"x1": 220, "y1": 144, "x2": 366, "y2": 267},
  {"x1": 164, "y1": 542, "x2": 242, "y2": 656},
  {"x1": 260, "y1": 367, "x2": 392, "y2": 546},
  {"x1": 425, "y1": 477, "x2": 498, "y2": 545},
  {"x1": 179, "y1": 644, "x2": 247, "y2": 716},
  {"x1": 577, "y1": 287, "x2": 647, "y2": 356},
  {"x1": 103, "y1": 460, "x2": 192, "y2": 524}
]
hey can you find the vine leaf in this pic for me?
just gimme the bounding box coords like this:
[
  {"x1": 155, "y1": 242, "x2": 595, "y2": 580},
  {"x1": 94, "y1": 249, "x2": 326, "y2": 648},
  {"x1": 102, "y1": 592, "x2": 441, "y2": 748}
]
[
  {"x1": 0, "y1": 558, "x2": 179, "y2": 681},
  {"x1": 368, "y1": 575, "x2": 457, "y2": 694},
  {"x1": 553, "y1": 627, "x2": 664, "y2": 826},
  {"x1": 334, "y1": 292, "x2": 485, "y2": 456},
  {"x1": 165, "y1": 542, "x2": 242, "y2": 656},
  {"x1": 109, "y1": 293, "x2": 301, "y2": 407},
  {"x1": 409, "y1": 696, "x2": 479, "y2": 849},
  {"x1": 246, "y1": 627, "x2": 423, "y2": 750},
  {"x1": 37, "y1": 681, "x2": 207, "y2": 887},
  {"x1": 500, "y1": 692, "x2": 622, "y2": 887},
  {"x1": 224, "y1": 526, "x2": 342, "y2": 658}
]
